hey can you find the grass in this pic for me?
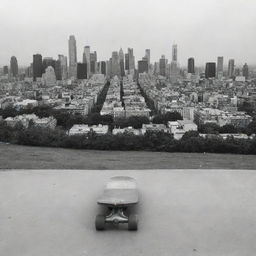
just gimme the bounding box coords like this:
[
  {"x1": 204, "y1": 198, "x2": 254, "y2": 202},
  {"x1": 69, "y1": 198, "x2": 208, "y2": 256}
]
[{"x1": 1, "y1": 143, "x2": 256, "y2": 170}]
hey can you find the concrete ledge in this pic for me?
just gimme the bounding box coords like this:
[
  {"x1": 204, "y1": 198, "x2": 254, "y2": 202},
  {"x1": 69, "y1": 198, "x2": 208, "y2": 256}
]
[{"x1": 1, "y1": 169, "x2": 256, "y2": 255}]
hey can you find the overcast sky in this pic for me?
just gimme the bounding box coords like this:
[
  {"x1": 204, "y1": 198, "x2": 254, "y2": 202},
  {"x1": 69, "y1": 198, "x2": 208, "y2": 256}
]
[{"x1": 1, "y1": 0, "x2": 256, "y2": 67}]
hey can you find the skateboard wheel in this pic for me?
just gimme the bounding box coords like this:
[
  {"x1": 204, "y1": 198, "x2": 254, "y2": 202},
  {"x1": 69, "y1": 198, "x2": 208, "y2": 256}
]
[
  {"x1": 95, "y1": 215, "x2": 105, "y2": 230},
  {"x1": 128, "y1": 214, "x2": 138, "y2": 231}
]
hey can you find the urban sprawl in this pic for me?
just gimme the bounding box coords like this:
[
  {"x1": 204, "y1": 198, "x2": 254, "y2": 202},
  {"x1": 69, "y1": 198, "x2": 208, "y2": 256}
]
[{"x1": 0, "y1": 35, "x2": 256, "y2": 153}]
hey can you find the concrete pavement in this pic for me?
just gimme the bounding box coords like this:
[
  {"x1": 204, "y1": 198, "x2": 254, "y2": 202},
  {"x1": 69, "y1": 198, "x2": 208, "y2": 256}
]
[{"x1": 0, "y1": 169, "x2": 256, "y2": 256}]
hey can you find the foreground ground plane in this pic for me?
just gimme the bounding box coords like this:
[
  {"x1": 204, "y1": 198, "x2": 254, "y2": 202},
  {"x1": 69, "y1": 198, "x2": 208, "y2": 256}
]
[{"x1": 1, "y1": 169, "x2": 256, "y2": 256}]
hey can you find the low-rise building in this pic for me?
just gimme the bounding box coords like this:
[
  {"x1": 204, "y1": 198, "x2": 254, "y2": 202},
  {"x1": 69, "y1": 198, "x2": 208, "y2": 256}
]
[
  {"x1": 194, "y1": 108, "x2": 252, "y2": 128},
  {"x1": 69, "y1": 124, "x2": 109, "y2": 135},
  {"x1": 168, "y1": 119, "x2": 198, "y2": 140},
  {"x1": 14, "y1": 99, "x2": 38, "y2": 110},
  {"x1": 113, "y1": 127, "x2": 142, "y2": 135},
  {"x1": 141, "y1": 123, "x2": 169, "y2": 134},
  {"x1": 4, "y1": 114, "x2": 57, "y2": 129},
  {"x1": 33, "y1": 116, "x2": 57, "y2": 129}
]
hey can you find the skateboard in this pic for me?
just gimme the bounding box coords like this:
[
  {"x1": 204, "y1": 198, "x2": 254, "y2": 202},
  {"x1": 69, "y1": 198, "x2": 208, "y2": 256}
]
[{"x1": 95, "y1": 176, "x2": 139, "y2": 231}]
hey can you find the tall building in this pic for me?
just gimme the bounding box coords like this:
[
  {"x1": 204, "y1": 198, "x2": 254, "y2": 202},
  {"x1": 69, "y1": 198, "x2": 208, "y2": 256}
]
[
  {"x1": 228, "y1": 59, "x2": 235, "y2": 78},
  {"x1": 172, "y1": 43, "x2": 177, "y2": 62},
  {"x1": 242, "y1": 63, "x2": 249, "y2": 80},
  {"x1": 77, "y1": 63, "x2": 87, "y2": 79},
  {"x1": 234, "y1": 68, "x2": 240, "y2": 76},
  {"x1": 83, "y1": 46, "x2": 90, "y2": 78},
  {"x1": 54, "y1": 60, "x2": 62, "y2": 80},
  {"x1": 187, "y1": 57, "x2": 195, "y2": 74},
  {"x1": 42, "y1": 57, "x2": 56, "y2": 73},
  {"x1": 128, "y1": 48, "x2": 135, "y2": 71},
  {"x1": 125, "y1": 53, "x2": 129, "y2": 71},
  {"x1": 25, "y1": 64, "x2": 33, "y2": 78},
  {"x1": 90, "y1": 52, "x2": 97, "y2": 74},
  {"x1": 33, "y1": 54, "x2": 43, "y2": 81},
  {"x1": 205, "y1": 62, "x2": 216, "y2": 78},
  {"x1": 217, "y1": 56, "x2": 224, "y2": 78},
  {"x1": 145, "y1": 49, "x2": 150, "y2": 64},
  {"x1": 119, "y1": 48, "x2": 125, "y2": 77},
  {"x1": 106, "y1": 60, "x2": 111, "y2": 77},
  {"x1": 138, "y1": 59, "x2": 148, "y2": 74},
  {"x1": 159, "y1": 55, "x2": 166, "y2": 76},
  {"x1": 10, "y1": 56, "x2": 18, "y2": 77},
  {"x1": 100, "y1": 61, "x2": 106, "y2": 75},
  {"x1": 68, "y1": 35, "x2": 77, "y2": 78},
  {"x1": 58, "y1": 55, "x2": 68, "y2": 80},
  {"x1": 171, "y1": 43, "x2": 179, "y2": 80},
  {"x1": 3, "y1": 66, "x2": 8, "y2": 75},
  {"x1": 111, "y1": 51, "x2": 120, "y2": 77}
]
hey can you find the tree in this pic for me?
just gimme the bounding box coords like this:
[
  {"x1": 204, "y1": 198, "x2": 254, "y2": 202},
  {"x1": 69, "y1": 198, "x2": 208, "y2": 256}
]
[
  {"x1": 114, "y1": 116, "x2": 150, "y2": 129},
  {"x1": 127, "y1": 116, "x2": 150, "y2": 129},
  {"x1": 199, "y1": 123, "x2": 220, "y2": 134},
  {"x1": 181, "y1": 130, "x2": 200, "y2": 140},
  {"x1": 165, "y1": 111, "x2": 183, "y2": 122},
  {"x1": 219, "y1": 124, "x2": 237, "y2": 134},
  {"x1": 238, "y1": 102, "x2": 254, "y2": 115},
  {"x1": 245, "y1": 121, "x2": 256, "y2": 135},
  {"x1": 152, "y1": 111, "x2": 183, "y2": 125},
  {"x1": 152, "y1": 114, "x2": 165, "y2": 124}
]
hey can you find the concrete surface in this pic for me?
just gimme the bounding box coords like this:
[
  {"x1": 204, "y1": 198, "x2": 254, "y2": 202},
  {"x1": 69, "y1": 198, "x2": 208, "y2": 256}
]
[{"x1": 0, "y1": 169, "x2": 256, "y2": 256}]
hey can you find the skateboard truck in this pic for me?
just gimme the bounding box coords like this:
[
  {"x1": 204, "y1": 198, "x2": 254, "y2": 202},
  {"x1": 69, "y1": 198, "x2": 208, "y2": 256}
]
[
  {"x1": 95, "y1": 208, "x2": 138, "y2": 231},
  {"x1": 105, "y1": 208, "x2": 128, "y2": 224}
]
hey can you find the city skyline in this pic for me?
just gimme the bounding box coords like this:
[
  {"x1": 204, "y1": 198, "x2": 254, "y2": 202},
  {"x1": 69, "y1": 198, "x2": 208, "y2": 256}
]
[{"x1": 1, "y1": 0, "x2": 256, "y2": 66}]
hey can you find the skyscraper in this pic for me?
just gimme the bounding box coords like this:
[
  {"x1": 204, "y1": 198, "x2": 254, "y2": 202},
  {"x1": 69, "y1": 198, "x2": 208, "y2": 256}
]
[
  {"x1": 58, "y1": 55, "x2": 68, "y2": 80},
  {"x1": 172, "y1": 43, "x2": 177, "y2": 62},
  {"x1": 228, "y1": 59, "x2": 235, "y2": 78},
  {"x1": 145, "y1": 49, "x2": 150, "y2": 64},
  {"x1": 138, "y1": 59, "x2": 148, "y2": 74},
  {"x1": 77, "y1": 63, "x2": 87, "y2": 79},
  {"x1": 54, "y1": 60, "x2": 62, "y2": 80},
  {"x1": 25, "y1": 64, "x2": 33, "y2": 78},
  {"x1": 242, "y1": 63, "x2": 249, "y2": 80},
  {"x1": 187, "y1": 58, "x2": 195, "y2": 74},
  {"x1": 106, "y1": 60, "x2": 111, "y2": 77},
  {"x1": 119, "y1": 48, "x2": 125, "y2": 77},
  {"x1": 205, "y1": 62, "x2": 216, "y2": 78},
  {"x1": 90, "y1": 52, "x2": 97, "y2": 74},
  {"x1": 42, "y1": 57, "x2": 56, "y2": 73},
  {"x1": 234, "y1": 68, "x2": 240, "y2": 76},
  {"x1": 111, "y1": 51, "x2": 120, "y2": 77},
  {"x1": 33, "y1": 54, "x2": 43, "y2": 81},
  {"x1": 100, "y1": 61, "x2": 106, "y2": 75},
  {"x1": 125, "y1": 53, "x2": 129, "y2": 71},
  {"x1": 10, "y1": 56, "x2": 18, "y2": 77},
  {"x1": 217, "y1": 56, "x2": 224, "y2": 78},
  {"x1": 159, "y1": 55, "x2": 166, "y2": 76},
  {"x1": 68, "y1": 35, "x2": 77, "y2": 78},
  {"x1": 128, "y1": 48, "x2": 135, "y2": 72},
  {"x1": 3, "y1": 66, "x2": 8, "y2": 75},
  {"x1": 171, "y1": 43, "x2": 179, "y2": 80},
  {"x1": 83, "y1": 46, "x2": 90, "y2": 77}
]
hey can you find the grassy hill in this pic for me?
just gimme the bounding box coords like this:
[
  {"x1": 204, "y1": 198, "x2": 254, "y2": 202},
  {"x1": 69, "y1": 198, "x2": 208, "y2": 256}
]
[{"x1": 0, "y1": 143, "x2": 256, "y2": 169}]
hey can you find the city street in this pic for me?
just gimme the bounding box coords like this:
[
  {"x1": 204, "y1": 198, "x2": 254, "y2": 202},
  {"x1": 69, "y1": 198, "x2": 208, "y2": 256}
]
[{"x1": 0, "y1": 169, "x2": 256, "y2": 256}]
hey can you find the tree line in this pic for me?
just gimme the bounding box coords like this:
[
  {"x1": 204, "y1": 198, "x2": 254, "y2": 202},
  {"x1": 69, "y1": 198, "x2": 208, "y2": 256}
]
[{"x1": 0, "y1": 122, "x2": 256, "y2": 154}]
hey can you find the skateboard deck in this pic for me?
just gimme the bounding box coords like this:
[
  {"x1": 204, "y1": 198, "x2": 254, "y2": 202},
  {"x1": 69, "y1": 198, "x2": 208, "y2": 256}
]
[{"x1": 97, "y1": 176, "x2": 139, "y2": 207}]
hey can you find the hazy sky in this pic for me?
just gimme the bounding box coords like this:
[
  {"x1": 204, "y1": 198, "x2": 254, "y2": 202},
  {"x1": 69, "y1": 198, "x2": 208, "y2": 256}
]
[{"x1": 1, "y1": 0, "x2": 256, "y2": 67}]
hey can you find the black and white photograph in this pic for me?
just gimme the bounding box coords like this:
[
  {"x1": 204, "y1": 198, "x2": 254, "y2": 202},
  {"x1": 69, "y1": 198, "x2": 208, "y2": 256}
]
[{"x1": 0, "y1": 0, "x2": 256, "y2": 255}]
